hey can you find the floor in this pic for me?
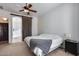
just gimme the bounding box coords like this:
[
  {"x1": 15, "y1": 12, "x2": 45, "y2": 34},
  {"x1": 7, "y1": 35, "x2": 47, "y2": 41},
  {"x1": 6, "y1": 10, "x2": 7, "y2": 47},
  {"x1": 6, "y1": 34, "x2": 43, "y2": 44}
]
[{"x1": 0, "y1": 42, "x2": 74, "y2": 56}]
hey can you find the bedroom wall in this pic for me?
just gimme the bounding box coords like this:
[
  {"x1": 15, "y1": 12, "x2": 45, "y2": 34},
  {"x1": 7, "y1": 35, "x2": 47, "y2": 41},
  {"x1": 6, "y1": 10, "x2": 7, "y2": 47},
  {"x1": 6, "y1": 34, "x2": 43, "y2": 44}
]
[
  {"x1": 38, "y1": 3, "x2": 79, "y2": 41},
  {"x1": 71, "y1": 4, "x2": 79, "y2": 41},
  {"x1": 38, "y1": 4, "x2": 73, "y2": 37},
  {"x1": 32, "y1": 16, "x2": 38, "y2": 36}
]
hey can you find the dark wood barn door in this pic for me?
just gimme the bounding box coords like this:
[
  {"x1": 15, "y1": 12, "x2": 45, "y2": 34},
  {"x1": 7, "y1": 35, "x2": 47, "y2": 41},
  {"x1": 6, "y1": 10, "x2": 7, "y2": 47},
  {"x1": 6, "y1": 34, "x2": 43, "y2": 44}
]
[{"x1": 22, "y1": 16, "x2": 32, "y2": 40}]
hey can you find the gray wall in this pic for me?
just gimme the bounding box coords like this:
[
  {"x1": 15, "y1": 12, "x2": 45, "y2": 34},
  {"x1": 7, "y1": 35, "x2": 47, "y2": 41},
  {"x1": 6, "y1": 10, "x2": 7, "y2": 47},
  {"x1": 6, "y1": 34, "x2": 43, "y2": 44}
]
[
  {"x1": 38, "y1": 3, "x2": 79, "y2": 41},
  {"x1": 71, "y1": 4, "x2": 79, "y2": 41}
]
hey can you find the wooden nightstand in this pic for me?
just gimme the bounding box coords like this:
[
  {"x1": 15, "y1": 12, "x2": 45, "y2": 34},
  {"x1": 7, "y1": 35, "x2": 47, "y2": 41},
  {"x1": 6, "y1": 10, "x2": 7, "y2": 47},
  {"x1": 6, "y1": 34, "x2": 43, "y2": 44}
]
[{"x1": 65, "y1": 39, "x2": 79, "y2": 56}]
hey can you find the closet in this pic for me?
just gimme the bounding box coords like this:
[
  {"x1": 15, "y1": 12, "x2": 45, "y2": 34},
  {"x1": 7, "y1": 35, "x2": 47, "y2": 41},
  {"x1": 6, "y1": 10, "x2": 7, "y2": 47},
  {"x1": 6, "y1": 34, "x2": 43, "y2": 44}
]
[
  {"x1": 0, "y1": 18, "x2": 8, "y2": 42},
  {"x1": 22, "y1": 16, "x2": 32, "y2": 40}
]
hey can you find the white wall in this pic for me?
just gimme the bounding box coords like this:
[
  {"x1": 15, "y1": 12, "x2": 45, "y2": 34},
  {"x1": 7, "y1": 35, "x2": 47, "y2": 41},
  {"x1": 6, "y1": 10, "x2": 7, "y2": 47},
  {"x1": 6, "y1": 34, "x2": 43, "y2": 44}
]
[
  {"x1": 32, "y1": 16, "x2": 38, "y2": 35},
  {"x1": 38, "y1": 4, "x2": 73, "y2": 37},
  {"x1": 0, "y1": 9, "x2": 10, "y2": 18},
  {"x1": 38, "y1": 3, "x2": 79, "y2": 41},
  {"x1": 71, "y1": 4, "x2": 79, "y2": 41}
]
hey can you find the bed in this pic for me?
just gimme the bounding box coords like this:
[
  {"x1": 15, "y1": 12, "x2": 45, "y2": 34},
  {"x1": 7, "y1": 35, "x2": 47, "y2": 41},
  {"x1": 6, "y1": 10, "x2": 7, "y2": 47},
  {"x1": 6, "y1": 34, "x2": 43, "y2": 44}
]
[{"x1": 24, "y1": 34, "x2": 63, "y2": 56}]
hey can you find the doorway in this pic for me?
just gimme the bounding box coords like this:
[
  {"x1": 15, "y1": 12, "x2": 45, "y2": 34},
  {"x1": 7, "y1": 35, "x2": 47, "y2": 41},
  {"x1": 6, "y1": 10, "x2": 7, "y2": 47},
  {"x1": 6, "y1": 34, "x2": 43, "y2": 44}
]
[
  {"x1": 0, "y1": 17, "x2": 9, "y2": 43},
  {"x1": 11, "y1": 15, "x2": 22, "y2": 43},
  {"x1": 0, "y1": 23, "x2": 8, "y2": 42}
]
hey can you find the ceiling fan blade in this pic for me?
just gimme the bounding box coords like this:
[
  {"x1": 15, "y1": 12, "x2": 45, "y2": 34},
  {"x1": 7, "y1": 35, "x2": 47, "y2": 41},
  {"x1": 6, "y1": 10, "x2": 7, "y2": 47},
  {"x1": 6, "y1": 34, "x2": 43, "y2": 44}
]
[
  {"x1": 28, "y1": 9, "x2": 37, "y2": 13},
  {"x1": 19, "y1": 10, "x2": 24, "y2": 12},
  {"x1": 28, "y1": 4, "x2": 32, "y2": 8}
]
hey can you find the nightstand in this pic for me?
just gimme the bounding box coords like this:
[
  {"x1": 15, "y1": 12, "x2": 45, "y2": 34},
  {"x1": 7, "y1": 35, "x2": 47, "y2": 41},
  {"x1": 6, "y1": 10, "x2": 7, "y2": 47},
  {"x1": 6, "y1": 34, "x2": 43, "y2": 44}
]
[{"x1": 65, "y1": 39, "x2": 79, "y2": 56}]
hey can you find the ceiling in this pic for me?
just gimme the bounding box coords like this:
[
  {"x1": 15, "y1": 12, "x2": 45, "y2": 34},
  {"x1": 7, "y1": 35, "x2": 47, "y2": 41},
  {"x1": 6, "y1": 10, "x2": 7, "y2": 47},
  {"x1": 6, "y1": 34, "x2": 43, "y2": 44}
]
[{"x1": 0, "y1": 3, "x2": 61, "y2": 16}]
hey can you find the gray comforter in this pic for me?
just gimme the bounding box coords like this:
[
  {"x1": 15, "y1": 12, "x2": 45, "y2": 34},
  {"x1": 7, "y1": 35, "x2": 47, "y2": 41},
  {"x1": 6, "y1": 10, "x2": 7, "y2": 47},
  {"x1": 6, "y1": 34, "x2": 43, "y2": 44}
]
[{"x1": 30, "y1": 39, "x2": 52, "y2": 55}]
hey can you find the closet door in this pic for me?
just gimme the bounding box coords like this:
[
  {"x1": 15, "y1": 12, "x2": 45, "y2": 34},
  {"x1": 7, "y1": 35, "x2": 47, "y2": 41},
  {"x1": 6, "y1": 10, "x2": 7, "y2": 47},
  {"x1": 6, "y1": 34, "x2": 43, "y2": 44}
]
[
  {"x1": 0, "y1": 23, "x2": 3, "y2": 41},
  {"x1": 3, "y1": 23, "x2": 8, "y2": 41},
  {"x1": 0, "y1": 23, "x2": 8, "y2": 41},
  {"x1": 22, "y1": 16, "x2": 32, "y2": 40}
]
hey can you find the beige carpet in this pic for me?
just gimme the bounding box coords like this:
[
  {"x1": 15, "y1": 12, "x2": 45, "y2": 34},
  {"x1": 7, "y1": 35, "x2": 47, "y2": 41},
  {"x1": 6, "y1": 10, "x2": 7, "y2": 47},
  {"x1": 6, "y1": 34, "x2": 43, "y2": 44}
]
[{"x1": 0, "y1": 42, "x2": 74, "y2": 56}]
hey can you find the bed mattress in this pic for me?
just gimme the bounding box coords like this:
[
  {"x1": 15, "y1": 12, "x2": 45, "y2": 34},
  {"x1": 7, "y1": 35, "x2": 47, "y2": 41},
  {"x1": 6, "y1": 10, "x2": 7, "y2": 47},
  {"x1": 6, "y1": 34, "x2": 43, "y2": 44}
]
[{"x1": 24, "y1": 34, "x2": 63, "y2": 55}]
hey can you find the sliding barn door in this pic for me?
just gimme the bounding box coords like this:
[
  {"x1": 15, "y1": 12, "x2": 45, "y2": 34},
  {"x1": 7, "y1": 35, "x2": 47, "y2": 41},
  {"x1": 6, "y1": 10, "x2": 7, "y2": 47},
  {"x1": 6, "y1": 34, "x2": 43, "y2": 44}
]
[{"x1": 22, "y1": 16, "x2": 32, "y2": 40}]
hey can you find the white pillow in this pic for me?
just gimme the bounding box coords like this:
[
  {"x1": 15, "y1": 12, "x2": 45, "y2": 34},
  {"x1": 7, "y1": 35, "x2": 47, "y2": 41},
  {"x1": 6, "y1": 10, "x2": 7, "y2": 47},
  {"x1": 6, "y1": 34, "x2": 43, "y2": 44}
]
[
  {"x1": 39, "y1": 34, "x2": 62, "y2": 40},
  {"x1": 40, "y1": 34, "x2": 57, "y2": 37}
]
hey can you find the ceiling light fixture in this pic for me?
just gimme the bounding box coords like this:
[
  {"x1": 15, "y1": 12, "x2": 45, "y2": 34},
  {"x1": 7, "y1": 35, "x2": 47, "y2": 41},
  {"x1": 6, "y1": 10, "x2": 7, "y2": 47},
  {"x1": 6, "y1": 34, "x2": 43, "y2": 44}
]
[
  {"x1": 3, "y1": 17, "x2": 7, "y2": 21},
  {"x1": 24, "y1": 9, "x2": 29, "y2": 12}
]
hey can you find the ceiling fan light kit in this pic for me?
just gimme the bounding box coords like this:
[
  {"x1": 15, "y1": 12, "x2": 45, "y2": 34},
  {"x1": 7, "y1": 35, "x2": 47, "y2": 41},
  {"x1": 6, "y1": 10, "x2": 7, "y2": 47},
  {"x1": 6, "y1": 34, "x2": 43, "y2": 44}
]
[{"x1": 24, "y1": 9, "x2": 29, "y2": 12}]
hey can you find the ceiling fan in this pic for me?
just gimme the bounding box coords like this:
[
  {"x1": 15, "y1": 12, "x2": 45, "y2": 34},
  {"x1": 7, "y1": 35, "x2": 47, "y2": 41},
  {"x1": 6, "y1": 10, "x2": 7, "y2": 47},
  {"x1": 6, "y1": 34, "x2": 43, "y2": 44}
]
[{"x1": 19, "y1": 3, "x2": 37, "y2": 15}]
